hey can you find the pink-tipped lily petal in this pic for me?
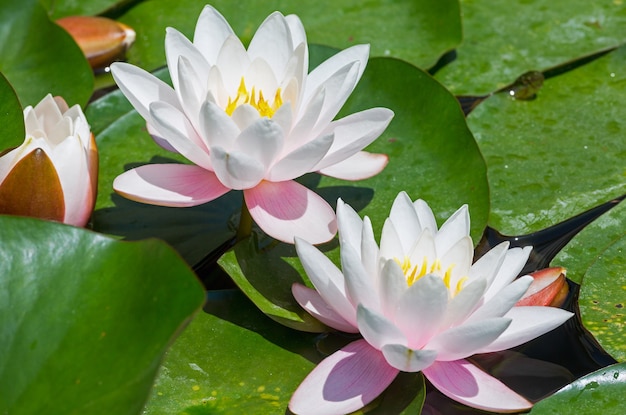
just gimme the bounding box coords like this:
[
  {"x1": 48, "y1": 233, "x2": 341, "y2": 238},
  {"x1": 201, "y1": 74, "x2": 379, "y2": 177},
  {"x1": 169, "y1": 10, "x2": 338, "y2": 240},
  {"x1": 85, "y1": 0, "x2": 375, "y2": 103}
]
[
  {"x1": 477, "y1": 306, "x2": 574, "y2": 353},
  {"x1": 423, "y1": 359, "x2": 533, "y2": 413},
  {"x1": 245, "y1": 180, "x2": 336, "y2": 244},
  {"x1": 289, "y1": 340, "x2": 398, "y2": 415},
  {"x1": 292, "y1": 283, "x2": 358, "y2": 333},
  {"x1": 295, "y1": 238, "x2": 357, "y2": 327},
  {"x1": 113, "y1": 164, "x2": 229, "y2": 207},
  {"x1": 319, "y1": 151, "x2": 388, "y2": 181}
]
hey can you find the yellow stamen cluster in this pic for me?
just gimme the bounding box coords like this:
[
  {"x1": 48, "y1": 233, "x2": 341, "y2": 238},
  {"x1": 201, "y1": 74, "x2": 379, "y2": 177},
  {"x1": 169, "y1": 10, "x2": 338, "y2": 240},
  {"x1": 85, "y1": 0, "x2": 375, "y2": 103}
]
[
  {"x1": 395, "y1": 256, "x2": 467, "y2": 296},
  {"x1": 225, "y1": 77, "x2": 283, "y2": 118}
]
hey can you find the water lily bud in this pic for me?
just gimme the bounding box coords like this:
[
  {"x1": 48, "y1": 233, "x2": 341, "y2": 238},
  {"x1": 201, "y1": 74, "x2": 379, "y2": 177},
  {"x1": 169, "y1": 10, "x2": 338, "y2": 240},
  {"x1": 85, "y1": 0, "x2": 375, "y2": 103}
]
[
  {"x1": 57, "y1": 16, "x2": 136, "y2": 70},
  {"x1": 0, "y1": 94, "x2": 98, "y2": 227},
  {"x1": 516, "y1": 267, "x2": 569, "y2": 307}
]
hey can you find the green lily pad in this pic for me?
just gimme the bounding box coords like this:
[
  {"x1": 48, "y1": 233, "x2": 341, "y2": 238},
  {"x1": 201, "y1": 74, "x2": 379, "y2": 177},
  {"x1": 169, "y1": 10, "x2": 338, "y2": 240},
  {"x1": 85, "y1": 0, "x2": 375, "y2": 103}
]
[
  {"x1": 578, "y1": 235, "x2": 626, "y2": 362},
  {"x1": 39, "y1": 0, "x2": 128, "y2": 19},
  {"x1": 435, "y1": 0, "x2": 626, "y2": 95},
  {"x1": 0, "y1": 0, "x2": 93, "y2": 107},
  {"x1": 119, "y1": 0, "x2": 461, "y2": 71},
  {"x1": 0, "y1": 215, "x2": 205, "y2": 414},
  {"x1": 143, "y1": 289, "x2": 426, "y2": 414},
  {"x1": 553, "y1": 201, "x2": 626, "y2": 284},
  {"x1": 530, "y1": 362, "x2": 626, "y2": 414},
  {"x1": 0, "y1": 71, "x2": 24, "y2": 151},
  {"x1": 467, "y1": 45, "x2": 626, "y2": 237}
]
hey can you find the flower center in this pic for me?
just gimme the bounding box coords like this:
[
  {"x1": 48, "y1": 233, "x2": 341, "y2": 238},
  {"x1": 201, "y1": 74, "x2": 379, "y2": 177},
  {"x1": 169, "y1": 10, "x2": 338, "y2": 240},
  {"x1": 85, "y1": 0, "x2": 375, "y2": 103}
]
[
  {"x1": 395, "y1": 256, "x2": 467, "y2": 296},
  {"x1": 225, "y1": 77, "x2": 283, "y2": 118}
]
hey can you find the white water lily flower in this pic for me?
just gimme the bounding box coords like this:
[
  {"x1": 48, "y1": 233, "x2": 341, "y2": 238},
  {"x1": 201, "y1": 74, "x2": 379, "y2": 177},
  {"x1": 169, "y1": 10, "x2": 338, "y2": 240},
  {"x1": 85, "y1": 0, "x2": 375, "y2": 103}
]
[
  {"x1": 290, "y1": 192, "x2": 574, "y2": 414},
  {"x1": 0, "y1": 94, "x2": 97, "y2": 227},
  {"x1": 110, "y1": 5, "x2": 393, "y2": 244}
]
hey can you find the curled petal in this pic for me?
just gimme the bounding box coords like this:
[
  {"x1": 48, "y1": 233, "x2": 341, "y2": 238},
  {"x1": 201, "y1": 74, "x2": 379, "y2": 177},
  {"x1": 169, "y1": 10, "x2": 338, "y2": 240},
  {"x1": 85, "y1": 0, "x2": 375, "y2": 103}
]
[
  {"x1": 210, "y1": 146, "x2": 265, "y2": 190},
  {"x1": 113, "y1": 164, "x2": 230, "y2": 207},
  {"x1": 423, "y1": 359, "x2": 533, "y2": 413},
  {"x1": 357, "y1": 304, "x2": 406, "y2": 350},
  {"x1": 244, "y1": 180, "x2": 336, "y2": 244},
  {"x1": 289, "y1": 340, "x2": 398, "y2": 415},
  {"x1": 319, "y1": 151, "x2": 388, "y2": 181},
  {"x1": 292, "y1": 283, "x2": 357, "y2": 333},
  {"x1": 381, "y1": 344, "x2": 437, "y2": 372}
]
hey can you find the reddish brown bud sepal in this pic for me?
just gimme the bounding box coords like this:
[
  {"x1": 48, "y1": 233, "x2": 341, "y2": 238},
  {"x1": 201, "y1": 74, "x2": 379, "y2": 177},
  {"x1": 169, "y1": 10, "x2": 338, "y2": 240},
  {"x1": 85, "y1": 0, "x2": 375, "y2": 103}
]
[
  {"x1": 57, "y1": 16, "x2": 136, "y2": 70},
  {"x1": 516, "y1": 267, "x2": 569, "y2": 308}
]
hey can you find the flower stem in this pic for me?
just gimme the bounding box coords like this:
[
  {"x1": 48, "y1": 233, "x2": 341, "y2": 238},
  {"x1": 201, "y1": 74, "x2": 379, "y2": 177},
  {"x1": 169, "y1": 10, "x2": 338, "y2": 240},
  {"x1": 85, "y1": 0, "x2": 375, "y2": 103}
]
[{"x1": 236, "y1": 201, "x2": 253, "y2": 241}]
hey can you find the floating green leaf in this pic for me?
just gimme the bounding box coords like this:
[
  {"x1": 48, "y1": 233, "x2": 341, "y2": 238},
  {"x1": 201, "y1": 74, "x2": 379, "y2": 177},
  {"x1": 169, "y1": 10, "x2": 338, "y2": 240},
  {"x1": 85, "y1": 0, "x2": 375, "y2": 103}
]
[
  {"x1": 530, "y1": 362, "x2": 626, "y2": 414},
  {"x1": 39, "y1": 0, "x2": 129, "y2": 19},
  {"x1": 0, "y1": 0, "x2": 93, "y2": 106},
  {"x1": 120, "y1": 0, "x2": 461, "y2": 71},
  {"x1": 0, "y1": 215, "x2": 205, "y2": 414},
  {"x1": 435, "y1": 0, "x2": 626, "y2": 95},
  {"x1": 0, "y1": 71, "x2": 24, "y2": 151},
  {"x1": 143, "y1": 290, "x2": 426, "y2": 414},
  {"x1": 578, "y1": 235, "x2": 626, "y2": 361},
  {"x1": 467, "y1": 45, "x2": 626, "y2": 237}
]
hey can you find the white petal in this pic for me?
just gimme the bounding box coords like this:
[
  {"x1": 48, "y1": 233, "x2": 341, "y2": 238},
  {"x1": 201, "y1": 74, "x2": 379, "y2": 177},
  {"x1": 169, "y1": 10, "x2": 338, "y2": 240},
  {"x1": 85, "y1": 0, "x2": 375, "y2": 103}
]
[
  {"x1": 295, "y1": 238, "x2": 357, "y2": 326},
  {"x1": 381, "y1": 344, "x2": 438, "y2": 372},
  {"x1": 378, "y1": 259, "x2": 408, "y2": 320},
  {"x1": 211, "y1": 146, "x2": 265, "y2": 189},
  {"x1": 357, "y1": 305, "x2": 406, "y2": 350},
  {"x1": 234, "y1": 118, "x2": 284, "y2": 170},
  {"x1": 266, "y1": 132, "x2": 333, "y2": 182},
  {"x1": 292, "y1": 283, "x2": 357, "y2": 333},
  {"x1": 395, "y1": 274, "x2": 448, "y2": 349},
  {"x1": 110, "y1": 62, "x2": 181, "y2": 125},
  {"x1": 360, "y1": 217, "x2": 379, "y2": 283},
  {"x1": 413, "y1": 199, "x2": 438, "y2": 234},
  {"x1": 304, "y1": 44, "x2": 369, "y2": 107},
  {"x1": 247, "y1": 12, "x2": 293, "y2": 81},
  {"x1": 439, "y1": 235, "x2": 474, "y2": 289},
  {"x1": 165, "y1": 27, "x2": 209, "y2": 94},
  {"x1": 215, "y1": 35, "x2": 250, "y2": 94},
  {"x1": 436, "y1": 204, "x2": 471, "y2": 255},
  {"x1": 389, "y1": 191, "x2": 422, "y2": 253},
  {"x1": 313, "y1": 107, "x2": 393, "y2": 171},
  {"x1": 318, "y1": 151, "x2": 388, "y2": 181},
  {"x1": 193, "y1": 5, "x2": 235, "y2": 64},
  {"x1": 336, "y1": 198, "x2": 364, "y2": 257},
  {"x1": 426, "y1": 317, "x2": 512, "y2": 361},
  {"x1": 341, "y1": 238, "x2": 379, "y2": 311},
  {"x1": 477, "y1": 306, "x2": 574, "y2": 353},
  {"x1": 200, "y1": 99, "x2": 241, "y2": 150},
  {"x1": 440, "y1": 278, "x2": 488, "y2": 330},
  {"x1": 379, "y1": 218, "x2": 405, "y2": 260},
  {"x1": 468, "y1": 241, "x2": 509, "y2": 285},
  {"x1": 149, "y1": 101, "x2": 212, "y2": 169},
  {"x1": 466, "y1": 275, "x2": 533, "y2": 323},
  {"x1": 483, "y1": 246, "x2": 532, "y2": 301}
]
